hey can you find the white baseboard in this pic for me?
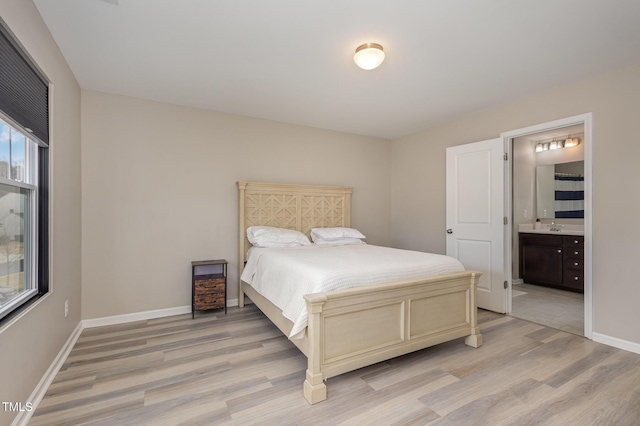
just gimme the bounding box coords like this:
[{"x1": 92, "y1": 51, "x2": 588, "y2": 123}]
[
  {"x1": 592, "y1": 332, "x2": 640, "y2": 355},
  {"x1": 82, "y1": 305, "x2": 192, "y2": 328},
  {"x1": 12, "y1": 321, "x2": 83, "y2": 426},
  {"x1": 82, "y1": 299, "x2": 241, "y2": 329},
  {"x1": 512, "y1": 278, "x2": 524, "y2": 285}
]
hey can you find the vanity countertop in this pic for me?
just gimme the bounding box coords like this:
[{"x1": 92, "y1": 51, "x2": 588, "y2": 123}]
[{"x1": 518, "y1": 223, "x2": 584, "y2": 236}]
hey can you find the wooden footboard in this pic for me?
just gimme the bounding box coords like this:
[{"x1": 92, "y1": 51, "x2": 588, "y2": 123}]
[{"x1": 302, "y1": 271, "x2": 482, "y2": 404}]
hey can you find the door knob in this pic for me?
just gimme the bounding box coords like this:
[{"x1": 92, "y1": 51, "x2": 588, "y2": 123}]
[{"x1": 446, "y1": 229, "x2": 453, "y2": 234}]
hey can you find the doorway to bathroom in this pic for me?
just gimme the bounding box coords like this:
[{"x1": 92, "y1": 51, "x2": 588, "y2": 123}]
[{"x1": 502, "y1": 114, "x2": 592, "y2": 338}]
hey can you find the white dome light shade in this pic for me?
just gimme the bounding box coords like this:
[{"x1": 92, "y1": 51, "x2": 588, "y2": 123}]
[{"x1": 354, "y1": 43, "x2": 385, "y2": 70}]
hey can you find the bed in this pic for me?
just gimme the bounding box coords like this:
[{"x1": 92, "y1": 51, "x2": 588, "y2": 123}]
[{"x1": 237, "y1": 181, "x2": 482, "y2": 404}]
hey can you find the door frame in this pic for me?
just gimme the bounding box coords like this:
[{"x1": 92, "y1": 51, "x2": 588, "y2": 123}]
[{"x1": 501, "y1": 113, "x2": 593, "y2": 339}]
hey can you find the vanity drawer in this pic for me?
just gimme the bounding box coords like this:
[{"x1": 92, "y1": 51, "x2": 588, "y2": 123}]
[
  {"x1": 520, "y1": 233, "x2": 562, "y2": 247},
  {"x1": 564, "y1": 247, "x2": 583, "y2": 260},
  {"x1": 563, "y1": 270, "x2": 584, "y2": 291},
  {"x1": 565, "y1": 259, "x2": 583, "y2": 271},
  {"x1": 563, "y1": 236, "x2": 584, "y2": 248}
]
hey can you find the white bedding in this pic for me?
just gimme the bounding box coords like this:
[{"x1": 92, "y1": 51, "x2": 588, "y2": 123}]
[{"x1": 240, "y1": 244, "x2": 465, "y2": 339}]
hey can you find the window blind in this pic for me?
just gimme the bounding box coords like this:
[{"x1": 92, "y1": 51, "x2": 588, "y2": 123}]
[{"x1": 0, "y1": 22, "x2": 49, "y2": 146}]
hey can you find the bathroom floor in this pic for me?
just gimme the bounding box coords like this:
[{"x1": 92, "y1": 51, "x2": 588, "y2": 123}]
[{"x1": 511, "y1": 282, "x2": 584, "y2": 336}]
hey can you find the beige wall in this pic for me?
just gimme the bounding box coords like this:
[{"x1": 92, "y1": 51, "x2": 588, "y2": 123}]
[
  {"x1": 0, "y1": 1, "x2": 82, "y2": 424},
  {"x1": 81, "y1": 91, "x2": 391, "y2": 319},
  {"x1": 391, "y1": 62, "x2": 640, "y2": 345}
]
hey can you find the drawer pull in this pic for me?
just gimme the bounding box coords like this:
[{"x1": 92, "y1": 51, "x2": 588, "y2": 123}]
[
  {"x1": 574, "y1": 262, "x2": 579, "y2": 266},
  {"x1": 574, "y1": 240, "x2": 579, "y2": 244},
  {"x1": 575, "y1": 251, "x2": 579, "y2": 255},
  {"x1": 574, "y1": 276, "x2": 579, "y2": 280},
  {"x1": 558, "y1": 249, "x2": 562, "y2": 253}
]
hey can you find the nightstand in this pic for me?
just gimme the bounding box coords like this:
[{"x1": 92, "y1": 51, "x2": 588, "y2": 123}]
[{"x1": 192, "y1": 259, "x2": 227, "y2": 318}]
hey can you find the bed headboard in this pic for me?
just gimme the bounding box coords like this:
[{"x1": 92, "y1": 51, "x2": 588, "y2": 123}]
[{"x1": 237, "y1": 181, "x2": 353, "y2": 281}]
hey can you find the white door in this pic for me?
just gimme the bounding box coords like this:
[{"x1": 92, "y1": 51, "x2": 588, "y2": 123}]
[{"x1": 446, "y1": 138, "x2": 505, "y2": 313}]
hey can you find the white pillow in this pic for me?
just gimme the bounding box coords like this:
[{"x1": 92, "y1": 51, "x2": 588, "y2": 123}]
[
  {"x1": 247, "y1": 226, "x2": 311, "y2": 248},
  {"x1": 310, "y1": 227, "x2": 366, "y2": 242},
  {"x1": 314, "y1": 237, "x2": 366, "y2": 245}
]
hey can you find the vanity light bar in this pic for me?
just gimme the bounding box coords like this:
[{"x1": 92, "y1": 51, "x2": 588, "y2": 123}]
[{"x1": 535, "y1": 135, "x2": 580, "y2": 153}]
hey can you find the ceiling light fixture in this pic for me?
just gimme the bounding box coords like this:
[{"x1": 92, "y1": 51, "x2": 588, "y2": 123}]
[{"x1": 354, "y1": 43, "x2": 385, "y2": 70}]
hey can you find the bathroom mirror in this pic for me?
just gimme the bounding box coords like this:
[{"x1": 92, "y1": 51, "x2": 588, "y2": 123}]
[{"x1": 536, "y1": 161, "x2": 584, "y2": 219}]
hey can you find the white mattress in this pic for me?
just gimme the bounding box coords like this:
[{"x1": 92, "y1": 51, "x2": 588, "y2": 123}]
[{"x1": 240, "y1": 244, "x2": 465, "y2": 339}]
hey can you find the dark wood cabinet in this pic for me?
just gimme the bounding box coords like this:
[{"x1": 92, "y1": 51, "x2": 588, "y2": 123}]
[
  {"x1": 192, "y1": 259, "x2": 227, "y2": 318},
  {"x1": 519, "y1": 233, "x2": 584, "y2": 293},
  {"x1": 562, "y1": 236, "x2": 584, "y2": 291}
]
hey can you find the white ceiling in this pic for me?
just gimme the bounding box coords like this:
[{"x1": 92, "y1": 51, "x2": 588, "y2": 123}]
[{"x1": 33, "y1": 0, "x2": 640, "y2": 139}]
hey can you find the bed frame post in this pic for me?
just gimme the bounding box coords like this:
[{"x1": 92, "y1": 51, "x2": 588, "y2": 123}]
[
  {"x1": 303, "y1": 294, "x2": 327, "y2": 404},
  {"x1": 237, "y1": 181, "x2": 247, "y2": 308},
  {"x1": 344, "y1": 192, "x2": 351, "y2": 227},
  {"x1": 464, "y1": 272, "x2": 483, "y2": 348}
]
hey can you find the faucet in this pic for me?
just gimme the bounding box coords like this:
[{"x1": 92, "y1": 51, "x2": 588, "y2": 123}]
[{"x1": 549, "y1": 221, "x2": 562, "y2": 232}]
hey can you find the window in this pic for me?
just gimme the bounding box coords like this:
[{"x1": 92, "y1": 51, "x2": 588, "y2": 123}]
[
  {"x1": 0, "y1": 120, "x2": 40, "y2": 321},
  {"x1": 0, "y1": 19, "x2": 49, "y2": 324}
]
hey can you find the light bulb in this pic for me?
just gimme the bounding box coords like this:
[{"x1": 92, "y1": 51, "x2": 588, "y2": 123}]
[{"x1": 354, "y1": 43, "x2": 385, "y2": 70}]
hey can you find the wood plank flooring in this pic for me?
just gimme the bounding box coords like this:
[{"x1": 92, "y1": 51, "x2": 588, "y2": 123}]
[{"x1": 30, "y1": 305, "x2": 640, "y2": 425}]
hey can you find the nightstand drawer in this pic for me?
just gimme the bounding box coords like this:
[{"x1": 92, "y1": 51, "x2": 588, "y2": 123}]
[
  {"x1": 195, "y1": 277, "x2": 225, "y2": 293},
  {"x1": 194, "y1": 294, "x2": 225, "y2": 310}
]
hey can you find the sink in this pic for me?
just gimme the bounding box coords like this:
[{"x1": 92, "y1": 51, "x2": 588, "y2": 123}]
[{"x1": 518, "y1": 223, "x2": 584, "y2": 236}]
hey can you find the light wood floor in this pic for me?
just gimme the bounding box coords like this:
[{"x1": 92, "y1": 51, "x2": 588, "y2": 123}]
[
  {"x1": 511, "y1": 283, "x2": 584, "y2": 336},
  {"x1": 31, "y1": 305, "x2": 640, "y2": 425}
]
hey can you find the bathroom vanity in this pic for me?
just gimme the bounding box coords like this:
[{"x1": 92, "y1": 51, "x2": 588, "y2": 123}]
[{"x1": 519, "y1": 225, "x2": 584, "y2": 293}]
